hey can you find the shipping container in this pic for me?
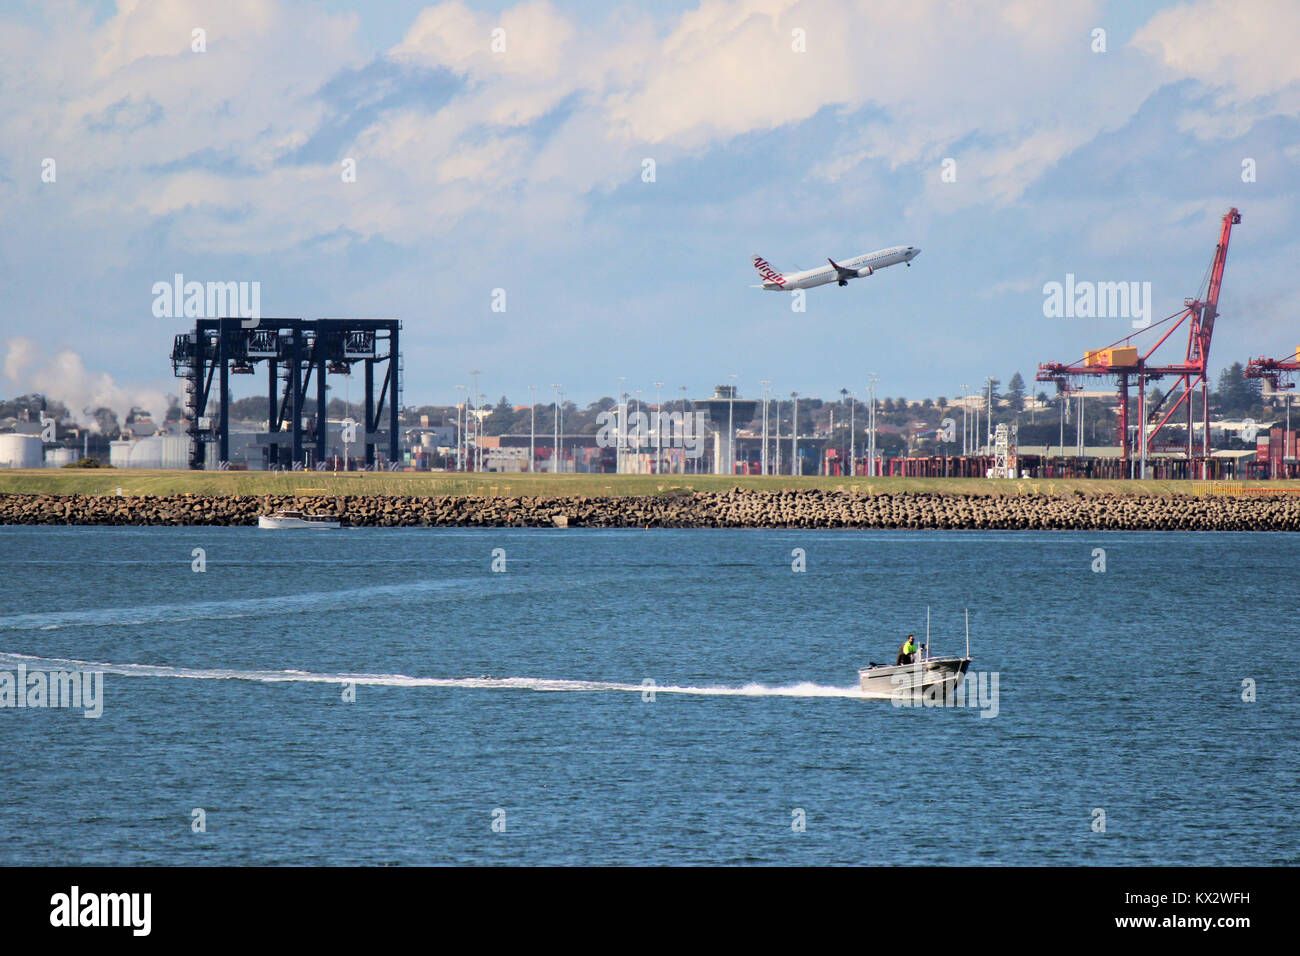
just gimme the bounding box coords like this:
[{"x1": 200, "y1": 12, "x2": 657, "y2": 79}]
[{"x1": 1103, "y1": 347, "x2": 1139, "y2": 367}]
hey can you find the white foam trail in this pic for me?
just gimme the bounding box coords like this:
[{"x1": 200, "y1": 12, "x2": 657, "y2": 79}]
[
  {"x1": 0, "y1": 575, "x2": 529, "y2": 633},
  {"x1": 0, "y1": 651, "x2": 875, "y2": 700}
]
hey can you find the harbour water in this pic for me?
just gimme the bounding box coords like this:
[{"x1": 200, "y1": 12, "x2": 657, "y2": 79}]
[{"x1": 1, "y1": 525, "x2": 1296, "y2": 865}]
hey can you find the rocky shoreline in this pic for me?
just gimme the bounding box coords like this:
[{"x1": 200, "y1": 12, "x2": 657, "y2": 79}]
[{"x1": 3, "y1": 488, "x2": 1300, "y2": 531}]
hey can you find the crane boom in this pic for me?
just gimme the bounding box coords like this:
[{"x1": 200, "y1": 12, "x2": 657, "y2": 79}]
[{"x1": 1192, "y1": 207, "x2": 1241, "y2": 363}]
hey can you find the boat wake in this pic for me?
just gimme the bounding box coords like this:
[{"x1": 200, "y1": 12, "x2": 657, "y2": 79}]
[
  {"x1": 0, "y1": 570, "x2": 600, "y2": 635},
  {"x1": 0, "y1": 651, "x2": 874, "y2": 700}
]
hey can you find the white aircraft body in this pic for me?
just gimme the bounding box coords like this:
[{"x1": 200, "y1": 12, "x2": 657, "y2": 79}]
[{"x1": 751, "y1": 244, "x2": 920, "y2": 291}]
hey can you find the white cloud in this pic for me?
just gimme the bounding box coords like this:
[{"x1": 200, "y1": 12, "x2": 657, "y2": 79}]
[
  {"x1": 1, "y1": 0, "x2": 1297, "y2": 379},
  {"x1": 1133, "y1": 0, "x2": 1300, "y2": 140},
  {"x1": 1133, "y1": 0, "x2": 1300, "y2": 100},
  {"x1": 93, "y1": 0, "x2": 276, "y2": 78},
  {"x1": 0, "y1": 0, "x2": 1175, "y2": 257},
  {"x1": 392, "y1": 0, "x2": 577, "y2": 81}
]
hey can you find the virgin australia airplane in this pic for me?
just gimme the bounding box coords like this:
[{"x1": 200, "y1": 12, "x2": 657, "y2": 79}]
[{"x1": 751, "y1": 244, "x2": 920, "y2": 291}]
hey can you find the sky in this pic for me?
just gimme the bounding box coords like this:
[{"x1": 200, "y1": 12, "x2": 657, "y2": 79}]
[{"x1": 1, "y1": 0, "x2": 1298, "y2": 420}]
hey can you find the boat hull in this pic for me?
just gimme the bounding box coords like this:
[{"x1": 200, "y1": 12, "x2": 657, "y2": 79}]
[
  {"x1": 257, "y1": 515, "x2": 340, "y2": 529},
  {"x1": 857, "y1": 657, "x2": 970, "y2": 699}
]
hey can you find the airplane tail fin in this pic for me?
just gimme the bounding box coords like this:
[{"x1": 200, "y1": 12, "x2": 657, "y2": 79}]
[{"x1": 751, "y1": 254, "x2": 785, "y2": 286}]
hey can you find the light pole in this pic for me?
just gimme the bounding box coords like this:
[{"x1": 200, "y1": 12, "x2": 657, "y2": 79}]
[
  {"x1": 528, "y1": 384, "x2": 537, "y2": 472},
  {"x1": 680, "y1": 386, "x2": 689, "y2": 474},
  {"x1": 477, "y1": 393, "x2": 487, "y2": 472},
  {"x1": 868, "y1": 374, "x2": 879, "y2": 477},
  {"x1": 760, "y1": 380, "x2": 771, "y2": 476},
  {"x1": 634, "y1": 389, "x2": 643, "y2": 472},
  {"x1": 1138, "y1": 383, "x2": 1146, "y2": 480},
  {"x1": 469, "y1": 370, "x2": 481, "y2": 472},
  {"x1": 624, "y1": 390, "x2": 634, "y2": 476},
  {"x1": 728, "y1": 374, "x2": 737, "y2": 476},
  {"x1": 839, "y1": 387, "x2": 849, "y2": 475},
  {"x1": 774, "y1": 398, "x2": 782, "y2": 475},
  {"x1": 454, "y1": 385, "x2": 466, "y2": 471},
  {"x1": 343, "y1": 369, "x2": 351, "y2": 471},
  {"x1": 1077, "y1": 391, "x2": 1086, "y2": 458},
  {"x1": 866, "y1": 386, "x2": 872, "y2": 476},
  {"x1": 790, "y1": 391, "x2": 799, "y2": 476},
  {"x1": 986, "y1": 376, "x2": 995, "y2": 451},
  {"x1": 1060, "y1": 387, "x2": 1070, "y2": 476},
  {"x1": 617, "y1": 376, "x2": 627, "y2": 474},
  {"x1": 849, "y1": 390, "x2": 856, "y2": 477},
  {"x1": 654, "y1": 381, "x2": 664, "y2": 474},
  {"x1": 551, "y1": 384, "x2": 561, "y2": 474},
  {"x1": 960, "y1": 385, "x2": 968, "y2": 456},
  {"x1": 1059, "y1": 388, "x2": 1065, "y2": 456}
]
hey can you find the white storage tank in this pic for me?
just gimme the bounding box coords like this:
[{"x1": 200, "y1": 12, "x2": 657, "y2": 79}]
[
  {"x1": 127, "y1": 437, "x2": 163, "y2": 469},
  {"x1": 109, "y1": 440, "x2": 133, "y2": 469},
  {"x1": 160, "y1": 436, "x2": 189, "y2": 469},
  {"x1": 0, "y1": 434, "x2": 43, "y2": 468},
  {"x1": 44, "y1": 446, "x2": 75, "y2": 468},
  {"x1": 105, "y1": 436, "x2": 189, "y2": 469}
]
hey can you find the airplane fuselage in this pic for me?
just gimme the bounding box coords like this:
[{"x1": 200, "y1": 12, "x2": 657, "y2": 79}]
[{"x1": 754, "y1": 245, "x2": 920, "y2": 290}]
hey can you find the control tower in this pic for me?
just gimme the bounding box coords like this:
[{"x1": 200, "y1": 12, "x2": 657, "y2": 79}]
[{"x1": 695, "y1": 384, "x2": 758, "y2": 475}]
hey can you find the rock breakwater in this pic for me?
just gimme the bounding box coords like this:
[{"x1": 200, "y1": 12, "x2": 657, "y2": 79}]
[{"x1": 3, "y1": 489, "x2": 1299, "y2": 531}]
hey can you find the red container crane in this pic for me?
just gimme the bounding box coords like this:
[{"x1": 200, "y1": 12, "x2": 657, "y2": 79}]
[
  {"x1": 1037, "y1": 207, "x2": 1241, "y2": 479},
  {"x1": 1244, "y1": 346, "x2": 1300, "y2": 392}
]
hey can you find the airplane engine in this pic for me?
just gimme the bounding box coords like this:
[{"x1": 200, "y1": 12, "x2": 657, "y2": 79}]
[{"x1": 856, "y1": 266, "x2": 873, "y2": 277}]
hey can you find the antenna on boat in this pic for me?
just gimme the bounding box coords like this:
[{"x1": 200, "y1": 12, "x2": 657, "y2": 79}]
[
  {"x1": 925, "y1": 605, "x2": 930, "y2": 662},
  {"x1": 965, "y1": 608, "x2": 970, "y2": 660}
]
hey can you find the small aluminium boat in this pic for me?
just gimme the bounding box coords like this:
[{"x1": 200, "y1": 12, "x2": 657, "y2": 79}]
[
  {"x1": 257, "y1": 510, "x2": 341, "y2": 530},
  {"x1": 858, "y1": 608, "x2": 972, "y2": 699}
]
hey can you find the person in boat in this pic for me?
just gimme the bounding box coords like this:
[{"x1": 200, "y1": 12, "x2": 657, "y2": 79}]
[{"x1": 896, "y1": 635, "x2": 919, "y2": 665}]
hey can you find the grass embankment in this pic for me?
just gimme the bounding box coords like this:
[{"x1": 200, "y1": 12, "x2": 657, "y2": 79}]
[{"x1": 2, "y1": 469, "x2": 1298, "y2": 498}]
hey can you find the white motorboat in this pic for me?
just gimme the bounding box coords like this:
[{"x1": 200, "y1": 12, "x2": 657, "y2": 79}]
[
  {"x1": 858, "y1": 608, "x2": 972, "y2": 699},
  {"x1": 257, "y1": 510, "x2": 341, "y2": 529},
  {"x1": 858, "y1": 656, "x2": 971, "y2": 698}
]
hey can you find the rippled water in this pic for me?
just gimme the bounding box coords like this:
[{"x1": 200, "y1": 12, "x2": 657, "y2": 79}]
[{"x1": 1, "y1": 525, "x2": 1296, "y2": 865}]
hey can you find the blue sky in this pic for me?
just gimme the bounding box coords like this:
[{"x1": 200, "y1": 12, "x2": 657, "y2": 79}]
[{"x1": 1, "y1": 0, "x2": 1298, "y2": 419}]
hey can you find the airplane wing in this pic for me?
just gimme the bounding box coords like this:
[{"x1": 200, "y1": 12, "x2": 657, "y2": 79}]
[{"x1": 828, "y1": 258, "x2": 858, "y2": 282}]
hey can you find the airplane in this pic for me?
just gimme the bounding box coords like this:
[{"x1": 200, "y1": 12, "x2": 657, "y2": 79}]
[{"x1": 750, "y1": 244, "x2": 920, "y2": 290}]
